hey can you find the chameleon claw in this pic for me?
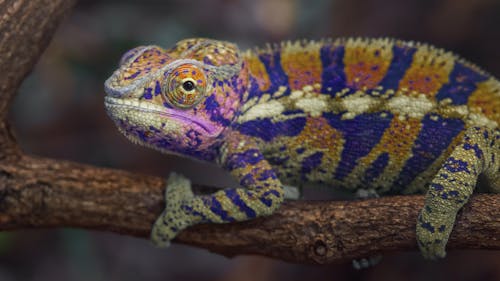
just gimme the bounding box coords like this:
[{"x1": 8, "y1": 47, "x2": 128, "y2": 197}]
[
  {"x1": 352, "y1": 255, "x2": 383, "y2": 270},
  {"x1": 283, "y1": 184, "x2": 301, "y2": 200}
]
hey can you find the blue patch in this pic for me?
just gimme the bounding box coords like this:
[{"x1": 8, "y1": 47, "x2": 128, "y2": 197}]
[
  {"x1": 282, "y1": 109, "x2": 304, "y2": 115},
  {"x1": 463, "y1": 142, "x2": 483, "y2": 159},
  {"x1": 430, "y1": 183, "x2": 444, "y2": 192},
  {"x1": 420, "y1": 222, "x2": 435, "y2": 233},
  {"x1": 225, "y1": 149, "x2": 264, "y2": 170},
  {"x1": 142, "y1": 88, "x2": 153, "y2": 99},
  {"x1": 203, "y1": 92, "x2": 232, "y2": 126},
  {"x1": 210, "y1": 112, "x2": 231, "y2": 126},
  {"x1": 435, "y1": 62, "x2": 488, "y2": 104},
  {"x1": 230, "y1": 75, "x2": 242, "y2": 91},
  {"x1": 362, "y1": 152, "x2": 390, "y2": 184},
  {"x1": 438, "y1": 225, "x2": 446, "y2": 233},
  {"x1": 239, "y1": 173, "x2": 255, "y2": 186},
  {"x1": 320, "y1": 45, "x2": 346, "y2": 95},
  {"x1": 126, "y1": 71, "x2": 140, "y2": 80},
  {"x1": 444, "y1": 157, "x2": 470, "y2": 173},
  {"x1": 259, "y1": 189, "x2": 281, "y2": 207},
  {"x1": 247, "y1": 76, "x2": 263, "y2": 99},
  {"x1": 263, "y1": 189, "x2": 281, "y2": 198},
  {"x1": 204, "y1": 95, "x2": 219, "y2": 111},
  {"x1": 224, "y1": 189, "x2": 256, "y2": 219},
  {"x1": 136, "y1": 130, "x2": 148, "y2": 142},
  {"x1": 203, "y1": 57, "x2": 213, "y2": 65},
  {"x1": 237, "y1": 117, "x2": 307, "y2": 142},
  {"x1": 257, "y1": 169, "x2": 277, "y2": 181},
  {"x1": 154, "y1": 81, "x2": 162, "y2": 95},
  {"x1": 324, "y1": 112, "x2": 393, "y2": 180},
  {"x1": 378, "y1": 44, "x2": 417, "y2": 90},
  {"x1": 259, "y1": 50, "x2": 289, "y2": 95},
  {"x1": 162, "y1": 101, "x2": 175, "y2": 109},
  {"x1": 267, "y1": 155, "x2": 290, "y2": 166},
  {"x1": 207, "y1": 197, "x2": 235, "y2": 222},
  {"x1": 186, "y1": 129, "x2": 202, "y2": 148},
  {"x1": 301, "y1": 152, "x2": 324, "y2": 178},
  {"x1": 392, "y1": 115, "x2": 464, "y2": 193},
  {"x1": 181, "y1": 205, "x2": 210, "y2": 223}
]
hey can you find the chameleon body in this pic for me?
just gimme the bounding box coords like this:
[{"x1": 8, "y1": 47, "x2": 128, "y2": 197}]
[{"x1": 104, "y1": 38, "x2": 499, "y2": 259}]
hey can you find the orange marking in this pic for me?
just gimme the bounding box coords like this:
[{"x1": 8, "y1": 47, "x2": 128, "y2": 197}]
[
  {"x1": 121, "y1": 47, "x2": 172, "y2": 86},
  {"x1": 280, "y1": 42, "x2": 323, "y2": 90},
  {"x1": 398, "y1": 46, "x2": 454, "y2": 97},
  {"x1": 245, "y1": 53, "x2": 271, "y2": 92},
  {"x1": 355, "y1": 116, "x2": 422, "y2": 188},
  {"x1": 286, "y1": 117, "x2": 344, "y2": 177},
  {"x1": 468, "y1": 78, "x2": 500, "y2": 124},
  {"x1": 344, "y1": 38, "x2": 393, "y2": 90}
]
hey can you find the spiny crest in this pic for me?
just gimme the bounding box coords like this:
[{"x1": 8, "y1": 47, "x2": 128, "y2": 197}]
[{"x1": 242, "y1": 37, "x2": 492, "y2": 79}]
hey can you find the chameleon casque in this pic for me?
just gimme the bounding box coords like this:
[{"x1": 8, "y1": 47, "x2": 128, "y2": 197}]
[{"x1": 104, "y1": 37, "x2": 499, "y2": 260}]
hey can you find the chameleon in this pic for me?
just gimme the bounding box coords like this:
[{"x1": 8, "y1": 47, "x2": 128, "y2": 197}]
[{"x1": 104, "y1": 37, "x2": 499, "y2": 260}]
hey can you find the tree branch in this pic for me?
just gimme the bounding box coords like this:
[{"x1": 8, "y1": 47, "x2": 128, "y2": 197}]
[
  {"x1": 0, "y1": 0, "x2": 498, "y2": 265},
  {"x1": 0, "y1": 154, "x2": 499, "y2": 264}
]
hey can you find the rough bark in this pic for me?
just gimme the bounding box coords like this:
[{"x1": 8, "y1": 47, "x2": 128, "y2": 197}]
[{"x1": 0, "y1": 0, "x2": 498, "y2": 265}]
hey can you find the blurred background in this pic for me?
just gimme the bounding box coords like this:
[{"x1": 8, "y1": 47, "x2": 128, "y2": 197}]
[{"x1": 4, "y1": 0, "x2": 500, "y2": 280}]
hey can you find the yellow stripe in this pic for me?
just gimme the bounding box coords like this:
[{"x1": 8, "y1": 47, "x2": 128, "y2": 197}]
[{"x1": 344, "y1": 116, "x2": 422, "y2": 191}]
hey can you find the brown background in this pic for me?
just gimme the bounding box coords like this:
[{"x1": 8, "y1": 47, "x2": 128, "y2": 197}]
[{"x1": 5, "y1": 0, "x2": 500, "y2": 280}]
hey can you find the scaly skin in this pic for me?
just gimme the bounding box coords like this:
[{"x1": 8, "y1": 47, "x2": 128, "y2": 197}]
[{"x1": 104, "y1": 38, "x2": 499, "y2": 259}]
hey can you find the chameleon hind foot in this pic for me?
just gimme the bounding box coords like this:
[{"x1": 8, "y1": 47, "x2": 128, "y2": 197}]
[
  {"x1": 151, "y1": 172, "x2": 195, "y2": 247},
  {"x1": 416, "y1": 208, "x2": 454, "y2": 259},
  {"x1": 416, "y1": 127, "x2": 499, "y2": 260}
]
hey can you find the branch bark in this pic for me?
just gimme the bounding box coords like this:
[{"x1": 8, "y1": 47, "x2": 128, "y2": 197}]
[{"x1": 0, "y1": 0, "x2": 498, "y2": 265}]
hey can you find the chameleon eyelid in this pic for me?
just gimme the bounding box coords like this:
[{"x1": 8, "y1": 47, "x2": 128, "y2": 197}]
[{"x1": 162, "y1": 64, "x2": 208, "y2": 109}]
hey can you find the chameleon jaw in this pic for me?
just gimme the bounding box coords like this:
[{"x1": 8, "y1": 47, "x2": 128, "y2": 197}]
[{"x1": 104, "y1": 96, "x2": 218, "y2": 136}]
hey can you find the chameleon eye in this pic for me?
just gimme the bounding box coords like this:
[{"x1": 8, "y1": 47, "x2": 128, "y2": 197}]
[
  {"x1": 182, "y1": 80, "x2": 195, "y2": 91},
  {"x1": 164, "y1": 64, "x2": 207, "y2": 109}
]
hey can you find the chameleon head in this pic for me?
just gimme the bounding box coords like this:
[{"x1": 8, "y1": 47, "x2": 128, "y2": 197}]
[{"x1": 104, "y1": 38, "x2": 249, "y2": 159}]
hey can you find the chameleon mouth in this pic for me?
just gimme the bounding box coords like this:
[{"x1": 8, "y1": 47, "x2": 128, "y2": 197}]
[{"x1": 104, "y1": 96, "x2": 216, "y2": 135}]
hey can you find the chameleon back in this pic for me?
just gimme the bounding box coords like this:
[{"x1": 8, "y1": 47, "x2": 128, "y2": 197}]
[{"x1": 235, "y1": 38, "x2": 499, "y2": 194}]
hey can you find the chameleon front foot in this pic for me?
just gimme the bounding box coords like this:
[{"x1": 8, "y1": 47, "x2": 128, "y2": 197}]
[{"x1": 151, "y1": 172, "x2": 195, "y2": 247}]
